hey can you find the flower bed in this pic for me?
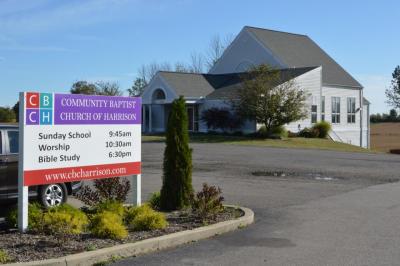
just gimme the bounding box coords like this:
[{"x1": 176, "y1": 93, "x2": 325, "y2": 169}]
[{"x1": 0, "y1": 207, "x2": 242, "y2": 263}]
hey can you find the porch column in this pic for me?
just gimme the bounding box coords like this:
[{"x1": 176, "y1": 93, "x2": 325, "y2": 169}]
[
  {"x1": 142, "y1": 105, "x2": 146, "y2": 133},
  {"x1": 149, "y1": 104, "x2": 152, "y2": 133}
]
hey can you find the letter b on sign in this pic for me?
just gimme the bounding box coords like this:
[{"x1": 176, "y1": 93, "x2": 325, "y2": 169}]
[{"x1": 40, "y1": 93, "x2": 52, "y2": 108}]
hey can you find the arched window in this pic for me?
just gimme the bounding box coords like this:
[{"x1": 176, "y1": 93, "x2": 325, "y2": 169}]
[{"x1": 152, "y1": 89, "x2": 166, "y2": 101}]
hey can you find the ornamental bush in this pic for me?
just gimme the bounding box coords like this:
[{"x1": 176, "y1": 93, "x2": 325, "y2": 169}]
[
  {"x1": 312, "y1": 121, "x2": 332, "y2": 138},
  {"x1": 5, "y1": 202, "x2": 44, "y2": 231},
  {"x1": 257, "y1": 125, "x2": 288, "y2": 138},
  {"x1": 148, "y1": 192, "x2": 161, "y2": 210},
  {"x1": 90, "y1": 211, "x2": 128, "y2": 240},
  {"x1": 42, "y1": 204, "x2": 89, "y2": 236},
  {"x1": 76, "y1": 177, "x2": 130, "y2": 206},
  {"x1": 95, "y1": 200, "x2": 125, "y2": 218},
  {"x1": 0, "y1": 249, "x2": 11, "y2": 264},
  {"x1": 298, "y1": 127, "x2": 319, "y2": 138},
  {"x1": 160, "y1": 96, "x2": 193, "y2": 211},
  {"x1": 191, "y1": 183, "x2": 224, "y2": 221},
  {"x1": 124, "y1": 204, "x2": 167, "y2": 231}
]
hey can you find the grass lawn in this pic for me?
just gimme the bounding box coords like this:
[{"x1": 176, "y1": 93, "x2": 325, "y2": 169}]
[{"x1": 142, "y1": 134, "x2": 374, "y2": 153}]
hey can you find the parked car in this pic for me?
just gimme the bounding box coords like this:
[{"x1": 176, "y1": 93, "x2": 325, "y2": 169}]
[{"x1": 0, "y1": 124, "x2": 82, "y2": 207}]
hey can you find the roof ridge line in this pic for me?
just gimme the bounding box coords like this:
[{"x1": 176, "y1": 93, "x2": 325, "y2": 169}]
[{"x1": 244, "y1": 26, "x2": 308, "y2": 37}]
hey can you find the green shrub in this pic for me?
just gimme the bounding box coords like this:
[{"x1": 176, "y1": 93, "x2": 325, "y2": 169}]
[
  {"x1": 257, "y1": 125, "x2": 287, "y2": 138},
  {"x1": 0, "y1": 249, "x2": 11, "y2": 264},
  {"x1": 160, "y1": 96, "x2": 193, "y2": 211},
  {"x1": 124, "y1": 204, "x2": 152, "y2": 222},
  {"x1": 5, "y1": 208, "x2": 17, "y2": 229},
  {"x1": 298, "y1": 127, "x2": 319, "y2": 138},
  {"x1": 5, "y1": 202, "x2": 44, "y2": 231},
  {"x1": 312, "y1": 121, "x2": 331, "y2": 138},
  {"x1": 148, "y1": 192, "x2": 161, "y2": 210},
  {"x1": 191, "y1": 183, "x2": 224, "y2": 221},
  {"x1": 95, "y1": 200, "x2": 124, "y2": 217},
  {"x1": 125, "y1": 204, "x2": 167, "y2": 231},
  {"x1": 270, "y1": 126, "x2": 288, "y2": 138},
  {"x1": 43, "y1": 204, "x2": 88, "y2": 236},
  {"x1": 90, "y1": 211, "x2": 128, "y2": 240}
]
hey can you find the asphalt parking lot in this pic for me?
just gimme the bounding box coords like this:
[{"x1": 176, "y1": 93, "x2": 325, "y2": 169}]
[{"x1": 114, "y1": 142, "x2": 400, "y2": 266}]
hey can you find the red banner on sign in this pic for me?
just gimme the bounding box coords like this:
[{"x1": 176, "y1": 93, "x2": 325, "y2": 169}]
[{"x1": 24, "y1": 162, "x2": 141, "y2": 186}]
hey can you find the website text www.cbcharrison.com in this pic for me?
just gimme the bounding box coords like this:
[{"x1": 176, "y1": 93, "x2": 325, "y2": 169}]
[{"x1": 44, "y1": 167, "x2": 127, "y2": 182}]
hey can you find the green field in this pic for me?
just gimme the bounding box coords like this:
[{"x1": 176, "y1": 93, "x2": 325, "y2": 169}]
[{"x1": 142, "y1": 134, "x2": 373, "y2": 153}]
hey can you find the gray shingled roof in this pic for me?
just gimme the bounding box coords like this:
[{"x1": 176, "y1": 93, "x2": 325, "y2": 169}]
[
  {"x1": 245, "y1": 26, "x2": 362, "y2": 88},
  {"x1": 159, "y1": 72, "x2": 215, "y2": 98},
  {"x1": 158, "y1": 66, "x2": 317, "y2": 99}
]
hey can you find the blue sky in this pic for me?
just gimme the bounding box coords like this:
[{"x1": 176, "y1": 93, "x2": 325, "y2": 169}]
[{"x1": 0, "y1": 0, "x2": 398, "y2": 113}]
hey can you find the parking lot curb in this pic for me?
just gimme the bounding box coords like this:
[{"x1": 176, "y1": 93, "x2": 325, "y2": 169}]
[{"x1": 5, "y1": 206, "x2": 254, "y2": 266}]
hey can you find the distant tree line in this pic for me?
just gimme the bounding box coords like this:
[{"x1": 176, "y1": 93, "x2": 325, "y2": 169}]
[
  {"x1": 129, "y1": 34, "x2": 234, "y2": 97},
  {"x1": 0, "y1": 106, "x2": 16, "y2": 122},
  {"x1": 370, "y1": 109, "x2": 400, "y2": 123},
  {"x1": 0, "y1": 81, "x2": 123, "y2": 123}
]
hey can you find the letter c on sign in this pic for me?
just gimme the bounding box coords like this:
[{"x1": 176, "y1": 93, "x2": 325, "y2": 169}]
[
  {"x1": 29, "y1": 111, "x2": 37, "y2": 123},
  {"x1": 30, "y1": 95, "x2": 37, "y2": 106},
  {"x1": 26, "y1": 92, "x2": 39, "y2": 108}
]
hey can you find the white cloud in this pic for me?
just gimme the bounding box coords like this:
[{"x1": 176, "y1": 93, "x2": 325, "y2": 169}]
[{"x1": 355, "y1": 74, "x2": 392, "y2": 114}]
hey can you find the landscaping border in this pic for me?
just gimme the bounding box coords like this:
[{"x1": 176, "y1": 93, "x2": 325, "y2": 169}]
[{"x1": 5, "y1": 206, "x2": 254, "y2": 266}]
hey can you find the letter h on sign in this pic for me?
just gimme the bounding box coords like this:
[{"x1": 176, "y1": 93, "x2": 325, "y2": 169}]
[{"x1": 26, "y1": 92, "x2": 53, "y2": 125}]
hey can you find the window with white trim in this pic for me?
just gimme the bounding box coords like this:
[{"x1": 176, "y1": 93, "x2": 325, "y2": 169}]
[
  {"x1": 321, "y1": 96, "x2": 325, "y2": 121},
  {"x1": 311, "y1": 105, "x2": 317, "y2": 123},
  {"x1": 331, "y1": 97, "x2": 340, "y2": 124},
  {"x1": 347, "y1": 97, "x2": 356, "y2": 123}
]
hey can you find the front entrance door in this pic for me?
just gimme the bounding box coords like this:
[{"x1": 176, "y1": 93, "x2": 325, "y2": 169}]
[{"x1": 187, "y1": 106, "x2": 194, "y2": 131}]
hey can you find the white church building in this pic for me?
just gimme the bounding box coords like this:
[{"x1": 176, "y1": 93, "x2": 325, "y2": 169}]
[{"x1": 141, "y1": 26, "x2": 370, "y2": 148}]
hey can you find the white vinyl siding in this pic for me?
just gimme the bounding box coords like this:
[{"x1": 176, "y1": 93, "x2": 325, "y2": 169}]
[
  {"x1": 331, "y1": 97, "x2": 341, "y2": 124},
  {"x1": 209, "y1": 29, "x2": 283, "y2": 74},
  {"x1": 322, "y1": 86, "x2": 362, "y2": 147}
]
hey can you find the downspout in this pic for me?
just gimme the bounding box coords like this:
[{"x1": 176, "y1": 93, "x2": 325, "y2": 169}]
[
  {"x1": 367, "y1": 103, "x2": 370, "y2": 148},
  {"x1": 360, "y1": 89, "x2": 363, "y2": 147}
]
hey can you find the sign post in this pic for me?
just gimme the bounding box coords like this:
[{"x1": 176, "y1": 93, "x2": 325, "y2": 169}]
[
  {"x1": 18, "y1": 93, "x2": 28, "y2": 232},
  {"x1": 18, "y1": 92, "x2": 142, "y2": 232}
]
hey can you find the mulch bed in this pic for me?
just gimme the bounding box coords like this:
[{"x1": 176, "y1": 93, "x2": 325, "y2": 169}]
[{"x1": 0, "y1": 207, "x2": 243, "y2": 263}]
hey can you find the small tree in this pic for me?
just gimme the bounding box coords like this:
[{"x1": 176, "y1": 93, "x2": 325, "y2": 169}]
[
  {"x1": 160, "y1": 96, "x2": 193, "y2": 211},
  {"x1": 386, "y1": 65, "x2": 400, "y2": 109},
  {"x1": 70, "y1": 81, "x2": 98, "y2": 95},
  {"x1": 96, "y1": 81, "x2": 123, "y2": 96},
  {"x1": 235, "y1": 64, "x2": 308, "y2": 134},
  {"x1": 12, "y1": 102, "x2": 19, "y2": 122},
  {"x1": 128, "y1": 78, "x2": 147, "y2": 97},
  {"x1": 389, "y1": 109, "x2": 398, "y2": 122},
  {"x1": 70, "y1": 80, "x2": 123, "y2": 96},
  {"x1": 0, "y1": 107, "x2": 16, "y2": 122}
]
